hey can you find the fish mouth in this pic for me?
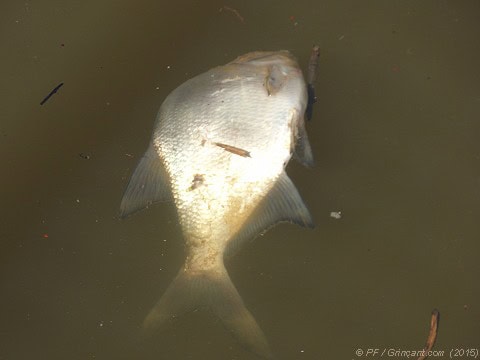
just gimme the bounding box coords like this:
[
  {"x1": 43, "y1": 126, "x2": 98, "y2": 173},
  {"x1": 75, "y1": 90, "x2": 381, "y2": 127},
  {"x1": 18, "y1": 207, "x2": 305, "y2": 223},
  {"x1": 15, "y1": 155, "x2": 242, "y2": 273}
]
[{"x1": 229, "y1": 50, "x2": 299, "y2": 67}]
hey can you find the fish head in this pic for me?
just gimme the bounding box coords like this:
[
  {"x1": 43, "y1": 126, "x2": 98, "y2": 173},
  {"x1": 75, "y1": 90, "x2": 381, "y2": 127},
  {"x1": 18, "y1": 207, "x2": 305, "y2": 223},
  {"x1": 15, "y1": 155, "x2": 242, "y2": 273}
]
[
  {"x1": 229, "y1": 51, "x2": 307, "y2": 108},
  {"x1": 227, "y1": 51, "x2": 312, "y2": 165}
]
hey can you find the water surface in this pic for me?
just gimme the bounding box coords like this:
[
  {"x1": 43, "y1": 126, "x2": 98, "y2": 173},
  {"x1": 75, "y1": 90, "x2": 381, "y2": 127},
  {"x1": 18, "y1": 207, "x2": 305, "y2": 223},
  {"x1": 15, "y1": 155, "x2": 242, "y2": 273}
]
[{"x1": 1, "y1": 1, "x2": 479, "y2": 359}]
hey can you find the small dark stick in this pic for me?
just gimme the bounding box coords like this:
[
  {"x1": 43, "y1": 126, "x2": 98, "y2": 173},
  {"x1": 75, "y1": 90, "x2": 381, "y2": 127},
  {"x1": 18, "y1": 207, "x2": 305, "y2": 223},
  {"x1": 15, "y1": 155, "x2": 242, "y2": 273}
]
[
  {"x1": 40, "y1": 82, "x2": 64, "y2": 105},
  {"x1": 213, "y1": 142, "x2": 251, "y2": 158},
  {"x1": 306, "y1": 45, "x2": 320, "y2": 121},
  {"x1": 417, "y1": 309, "x2": 440, "y2": 360}
]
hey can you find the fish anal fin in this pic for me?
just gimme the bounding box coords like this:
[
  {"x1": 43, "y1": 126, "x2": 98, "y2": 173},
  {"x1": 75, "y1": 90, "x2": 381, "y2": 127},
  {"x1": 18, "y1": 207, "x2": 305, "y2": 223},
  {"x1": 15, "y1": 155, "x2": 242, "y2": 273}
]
[
  {"x1": 119, "y1": 144, "x2": 171, "y2": 218},
  {"x1": 226, "y1": 172, "x2": 314, "y2": 257}
]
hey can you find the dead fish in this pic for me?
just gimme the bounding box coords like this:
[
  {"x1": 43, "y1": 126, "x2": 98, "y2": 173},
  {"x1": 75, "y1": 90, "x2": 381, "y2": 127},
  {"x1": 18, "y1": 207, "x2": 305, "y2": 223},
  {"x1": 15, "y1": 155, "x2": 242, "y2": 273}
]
[{"x1": 120, "y1": 50, "x2": 314, "y2": 359}]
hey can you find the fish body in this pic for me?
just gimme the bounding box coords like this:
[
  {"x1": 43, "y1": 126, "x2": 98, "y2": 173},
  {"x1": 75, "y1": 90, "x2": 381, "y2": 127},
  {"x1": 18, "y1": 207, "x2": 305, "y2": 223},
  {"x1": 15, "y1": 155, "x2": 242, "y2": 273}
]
[{"x1": 120, "y1": 51, "x2": 314, "y2": 359}]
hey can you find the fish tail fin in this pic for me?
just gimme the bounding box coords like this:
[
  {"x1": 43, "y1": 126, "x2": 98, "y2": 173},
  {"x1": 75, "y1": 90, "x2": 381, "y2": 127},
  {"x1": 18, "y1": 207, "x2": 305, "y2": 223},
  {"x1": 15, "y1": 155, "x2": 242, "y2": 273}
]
[{"x1": 143, "y1": 266, "x2": 273, "y2": 359}]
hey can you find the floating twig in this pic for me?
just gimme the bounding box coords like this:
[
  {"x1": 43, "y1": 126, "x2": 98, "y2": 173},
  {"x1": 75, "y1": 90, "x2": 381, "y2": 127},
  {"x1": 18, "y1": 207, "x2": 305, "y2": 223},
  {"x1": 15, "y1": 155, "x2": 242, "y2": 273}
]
[
  {"x1": 307, "y1": 45, "x2": 320, "y2": 85},
  {"x1": 40, "y1": 82, "x2": 64, "y2": 105},
  {"x1": 306, "y1": 45, "x2": 320, "y2": 120},
  {"x1": 214, "y1": 142, "x2": 251, "y2": 158},
  {"x1": 417, "y1": 309, "x2": 440, "y2": 360},
  {"x1": 220, "y1": 6, "x2": 245, "y2": 23}
]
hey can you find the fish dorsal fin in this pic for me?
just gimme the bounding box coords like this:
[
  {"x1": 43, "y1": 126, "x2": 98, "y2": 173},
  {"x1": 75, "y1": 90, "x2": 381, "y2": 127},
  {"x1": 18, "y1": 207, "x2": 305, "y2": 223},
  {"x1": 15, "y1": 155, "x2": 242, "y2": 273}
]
[
  {"x1": 119, "y1": 144, "x2": 171, "y2": 218},
  {"x1": 293, "y1": 117, "x2": 314, "y2": 167},
  {"x1": 225, "y1": 172, "x2": 314, "y2": 257}
]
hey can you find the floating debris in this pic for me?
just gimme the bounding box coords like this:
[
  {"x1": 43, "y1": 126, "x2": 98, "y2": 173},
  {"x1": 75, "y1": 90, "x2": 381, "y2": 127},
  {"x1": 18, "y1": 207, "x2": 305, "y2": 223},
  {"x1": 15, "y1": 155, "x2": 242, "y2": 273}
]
[
  {"x1": 306, "y1": 45, "x2": 320, "y2": 120},
  {"x1": 288, "y1": 15, "x2": 298, "y2": 27},
  {"x1": 40, "y1": 82, "x2": 64, "y2": 105},
  {"x1": 417, "y1": 309, "x2": 440, "y2": 360},
  {"x1": 391, "y1": 64, "x2": 400, "y2": 73},
  {"x1": 330, "y1": 211, "x2": 342, "y2": 219},
  {"x1": 213, "y1": 142, "x2": 251, "y2": 158},
  {"x1": 220, "y1": 6, "x2": 244, "y2": 23}
]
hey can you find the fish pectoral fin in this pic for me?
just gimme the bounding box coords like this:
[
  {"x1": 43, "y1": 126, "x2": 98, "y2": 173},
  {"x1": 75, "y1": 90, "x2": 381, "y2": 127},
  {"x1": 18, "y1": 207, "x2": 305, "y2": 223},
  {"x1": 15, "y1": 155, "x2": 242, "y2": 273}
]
[
  {"x1": 293, "y1": 115, "x2": 314, "y2": 167},
  {"x1": 119, "y1": 144, "x2": 171, "y2": 218},
  {"x1": 226, "y1": 172, "x2": 314, "y2": 257},
  {"x1": 143, "y1": 267, "x2": 273, "y2": 359},
  {"x1": 265, "y1": 172, "x2": 314, "y2": 228}
]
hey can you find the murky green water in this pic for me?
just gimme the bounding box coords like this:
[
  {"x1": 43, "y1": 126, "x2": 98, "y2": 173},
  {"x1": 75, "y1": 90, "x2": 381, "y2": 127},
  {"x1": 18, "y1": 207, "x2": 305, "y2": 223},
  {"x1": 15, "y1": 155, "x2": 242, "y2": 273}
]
[{"x1": 1, "y1": 1, "x2": 479, "y2": 359}]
